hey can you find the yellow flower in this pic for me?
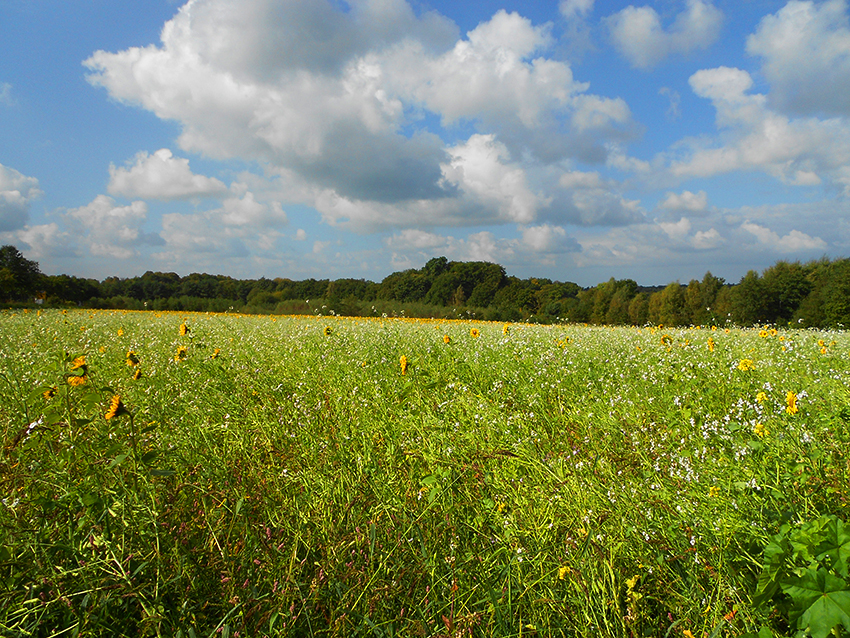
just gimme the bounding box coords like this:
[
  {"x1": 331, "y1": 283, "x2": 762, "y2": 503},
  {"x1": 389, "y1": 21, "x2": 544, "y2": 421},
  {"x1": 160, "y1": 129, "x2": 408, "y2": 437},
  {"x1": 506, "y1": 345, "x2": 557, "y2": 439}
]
[
  {"x1": 179, "y1": 322, "x2": 190, "y2": 336},
  {"x1": 503, "y1": 324, "x2": 510, "y2": 335},
  {"x1": 105, "y1": 395, "x2": 128, "y2": 420},
  {"x1": 400, "y1": 355, "x2": 408, "y2": 376},
  {"x1": 818, "y1": 339, "x2": 825, "y2": 347},
  {"x1": 67, "y1": 375, "x2": 87, "y2": 387},
  {"x1": 443, "y1": 334, "x2": 451, "y2": 344},
  {"x1": 786, "y1": 391, "x2": 798, "y2": 414},
  {"x1": 737, "y1": 358, "x2": 755, "y2": 371},
  {"x1": 708, "y1": 486, "x2": 720, "y2": 497},
  {"x1": 496, "y1": 501, "x2": 506, "y2": 513},
  {"x1": 707, "y1": 337, "x2": 715, "y2": 352},
  {"x1": 174, "y1": 346, "x2": 188, "y2": 361},
  {"x1": 660, "y1": 334, "x2": 673, "y2": 346},
  {"x1": 70, "y1": 355, "x2": 87, "y2": 372},
  {"x1": 117, "y1": 328, "x2": 124, "y2": 336},
  {"x1": 821, "y1": 346, "x2": 828, "y2": 354},
  {"x1": 558, "y1": 566, "x2": 569, "y2": 580},
  {"x1": 470, "y1": 328, "x2": 480, "y2": 338},
  {"x1": 756, "y1": 391, "x2": 767, "y2": 403},
  {"x1": 43, "y1": 386, "x2": 57, "y2": 400},
  {"x1": 769, "y1": 328, "x2": 778, "y2": 336},
  {"x1": 132, "y1": 368, "x2": 142, "y2": 381},
  {"x1": 211, "y1": 348, "x2": 221, "y2": 359},
  {"x1": 683, "y1": 630, "x2": 696, "y2": 638},
  {"x1": 323, "y1": 326, "x2": 332, "y2": 336},
  {"x1": 753, "y1": 422, "x2": 769, "y2": 438},
  {"x1": 126, "y1": 351, "x2": 139, "y2": 366},
  {"x1": 759, "y1": 330, "x2": 768, "y2": 338}
]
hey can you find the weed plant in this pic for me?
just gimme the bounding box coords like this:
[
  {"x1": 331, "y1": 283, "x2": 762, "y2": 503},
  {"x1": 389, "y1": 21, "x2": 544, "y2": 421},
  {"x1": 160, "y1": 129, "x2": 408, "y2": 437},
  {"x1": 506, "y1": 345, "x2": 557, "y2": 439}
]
[{"x1": 0, "y1": 309, "x2": 848, "y2": 637}]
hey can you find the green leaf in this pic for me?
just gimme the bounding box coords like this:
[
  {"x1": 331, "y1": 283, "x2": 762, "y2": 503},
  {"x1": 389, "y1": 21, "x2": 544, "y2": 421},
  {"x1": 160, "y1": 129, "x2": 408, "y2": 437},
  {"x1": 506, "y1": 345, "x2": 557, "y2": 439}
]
[
  {"x1": 149, "y1": 468, "x2": 176, "y2": 477},
  {"x1": 815, "y1": 517, "x2": 850, "y2": 578},
  {"x1": 141, "y1": 450, "x2": 159, "y2": 465},
  {"x1": 780, "y1": 569, "x2": 850, "y2": 638},
  {"x1": 108, "y1": 453, "x2": 129, "y2": 469}
]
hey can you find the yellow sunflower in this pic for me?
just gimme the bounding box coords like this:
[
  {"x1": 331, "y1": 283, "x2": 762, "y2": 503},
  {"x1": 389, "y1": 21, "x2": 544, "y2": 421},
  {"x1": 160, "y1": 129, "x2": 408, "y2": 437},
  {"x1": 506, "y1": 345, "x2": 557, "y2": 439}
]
[{"x1": 105, "y1": 395, "x2": 129, "y2": 420}]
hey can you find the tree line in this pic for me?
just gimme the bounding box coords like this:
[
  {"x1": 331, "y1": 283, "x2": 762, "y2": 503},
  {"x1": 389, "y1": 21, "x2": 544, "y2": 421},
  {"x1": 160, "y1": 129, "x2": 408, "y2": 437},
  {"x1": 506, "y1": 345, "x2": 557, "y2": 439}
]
[{"x1": 2, "y1": 246, "x2": 849, "y2": 328}]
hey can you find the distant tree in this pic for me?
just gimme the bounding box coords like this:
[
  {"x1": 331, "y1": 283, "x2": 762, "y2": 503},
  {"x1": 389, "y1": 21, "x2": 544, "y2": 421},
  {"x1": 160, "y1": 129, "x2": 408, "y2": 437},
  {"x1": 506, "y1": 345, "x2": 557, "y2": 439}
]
[
  {"x1": 657, "y1": 282, "x2": 687, "y2": 326},
  {"x1": 0, "y1": 245, "x2": 43, "y2": 301},
  {"x1": 729, "y1": 270, "x2": 767, "y2": 325},
  {"x1": 628, "y1": 292, "x2": 649, "y2": 325},
  {"x1": 760, "y1": 260, "x2": 811, "y2": 323}
]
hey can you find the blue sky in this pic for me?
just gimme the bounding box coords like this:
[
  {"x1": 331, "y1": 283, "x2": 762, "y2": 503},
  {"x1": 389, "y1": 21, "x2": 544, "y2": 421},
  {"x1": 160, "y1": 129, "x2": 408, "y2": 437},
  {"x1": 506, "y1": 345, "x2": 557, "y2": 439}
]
[{"x1": 2, "y1": 0, "x2": 849, "y2": 287}]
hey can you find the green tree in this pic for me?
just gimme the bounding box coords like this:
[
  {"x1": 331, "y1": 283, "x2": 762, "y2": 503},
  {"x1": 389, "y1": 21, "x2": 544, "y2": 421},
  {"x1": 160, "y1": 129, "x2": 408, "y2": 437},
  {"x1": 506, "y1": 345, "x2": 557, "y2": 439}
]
[
  {"x1": 761, "y1": 260, "x2": 811, "y2": 324},
  {"x1": 657, "y1": 282, "x2": 687, "y2": 326},
  {"x1": 0, "y1": 245, "x2": 43, "y2": 301},
  {"x1": 729, "y1": 270, "x2": 767, "y2": 325},
  {"x1": 628, "y1": 293, "x2": 649, "y2": 325}
]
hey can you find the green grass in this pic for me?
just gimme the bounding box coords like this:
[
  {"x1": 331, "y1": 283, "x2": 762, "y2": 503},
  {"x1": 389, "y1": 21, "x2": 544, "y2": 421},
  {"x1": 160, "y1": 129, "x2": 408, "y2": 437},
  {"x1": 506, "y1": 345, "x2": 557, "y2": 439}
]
[{"x1": 0, "y1": 309, "x2": 848, "y2": 637}]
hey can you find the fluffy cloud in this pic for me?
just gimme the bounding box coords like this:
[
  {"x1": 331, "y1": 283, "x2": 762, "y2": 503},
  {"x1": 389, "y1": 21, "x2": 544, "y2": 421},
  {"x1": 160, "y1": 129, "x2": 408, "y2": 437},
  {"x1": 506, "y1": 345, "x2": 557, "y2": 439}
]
[
  {"x1": 108, "y1": 149, "x2": 228, "y2": 200},
  {"x1": 442, "y1": 134, "x2": 542, "y2": 224},
  {"x1": 747, "y1": 0, "x2": 850, "y2": 116},
  {"x1": 14, "y1": 223, "x2": 76, "y2": 259},
  {"x1": 549, "y1": 169, "x2": 644, "y2": 226},
  {"x1": 385, "y1": 223, "x2": 578, "y2": 270},
  {"x1": 659, "y1": 190, "x2": 708, "y2": 214},
  {"x1": 607, "y1": 0, "x2": 723, "y2": 70},
  {"x1": 84, "y1": 0, "x2": 637, "y2": 232},
  {"x1": 0, "y1": 164, "x2": 42, "y2": 232},
  {"x1": 560, "y1": 0, "x2": 595, "y2": 19},
  {"x1": 668, "y1": 66, "x2": 850, "y2": 192},
  {"x1": 741, "y1": 221, "x2": 827, "y2": 251},
  {"x1": 152, "y1": 190, "x2": 287, "y2": 266},
  {"x1": 64, "y1": 195, "x2": 155, "y2": 259},
  {"x1": 520, "y1": 223, "x2": 579, "y2": 253}
]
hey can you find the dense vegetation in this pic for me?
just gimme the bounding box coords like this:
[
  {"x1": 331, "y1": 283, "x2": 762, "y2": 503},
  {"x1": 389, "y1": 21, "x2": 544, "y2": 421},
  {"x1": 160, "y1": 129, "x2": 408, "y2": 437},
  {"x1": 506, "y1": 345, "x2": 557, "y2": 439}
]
[
  {"x1": 2, "y1": 245, "x2": 850, "y2": 327},
  {"x1": 1, "y1": 310, "x2": 848, "y2": 636}
]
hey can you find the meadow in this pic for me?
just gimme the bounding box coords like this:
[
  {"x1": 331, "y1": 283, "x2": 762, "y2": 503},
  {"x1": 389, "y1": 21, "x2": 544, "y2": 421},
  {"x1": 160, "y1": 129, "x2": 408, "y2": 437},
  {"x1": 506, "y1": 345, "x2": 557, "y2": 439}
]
[{"x1": 0, "y1": 309, "x2": 848, "y2": 637}]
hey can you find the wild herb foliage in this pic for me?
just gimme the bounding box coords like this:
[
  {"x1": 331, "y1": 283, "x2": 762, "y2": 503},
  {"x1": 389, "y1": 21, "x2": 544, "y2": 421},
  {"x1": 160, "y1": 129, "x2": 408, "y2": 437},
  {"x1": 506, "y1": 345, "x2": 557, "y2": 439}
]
[{"x1": 0, "y1": 309, "x2": 849, "y2": 637}]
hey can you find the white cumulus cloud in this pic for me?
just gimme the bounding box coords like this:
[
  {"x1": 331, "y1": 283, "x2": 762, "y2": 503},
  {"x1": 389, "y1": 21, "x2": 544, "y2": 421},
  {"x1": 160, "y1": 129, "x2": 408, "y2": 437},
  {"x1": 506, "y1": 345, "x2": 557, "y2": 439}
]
[
  {"x1": 108, "y1": 149, "x2": 228, "y2": 200},
  {"x1": 0, "y1": 164, "x2": 42, "y2": 232},
  {"x1": 64, "y1": 195, "x2": 153, "y2": 259},
  {"x1": 660, "y1": 190, "x2": 708, "y2": 213},
  {"x1": 668, "y1": 66, "x2": 850, "y2": 193},
  {"x1": 747, "y1": 0, "x2": 850, "y2": 116},
  {"x1": 607, "y1": 0, "x2": 723, "y2": 70},
  {"x1": 83, "y1": 0, "x2": 637, "y2": 232},
  {"x1": 741, "y1": 221, "x2": 827, "y2": 251}
]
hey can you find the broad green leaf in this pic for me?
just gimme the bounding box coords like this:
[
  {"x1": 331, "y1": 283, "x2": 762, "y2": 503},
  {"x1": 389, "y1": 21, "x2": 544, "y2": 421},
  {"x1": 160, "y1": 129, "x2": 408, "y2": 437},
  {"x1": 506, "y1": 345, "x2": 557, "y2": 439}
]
[
  {"x1": 780, "y1": 569, "x2": 850, "y2": 638},
  {"x1": 815, "y1": 517, "x2": 850, "y2": 578},
  {"x1": 108, "y1": 453, "x2": 129, "y2": 469},
  {"x1": 149, "y1": 468, "x2": 176, "y2": 477}
]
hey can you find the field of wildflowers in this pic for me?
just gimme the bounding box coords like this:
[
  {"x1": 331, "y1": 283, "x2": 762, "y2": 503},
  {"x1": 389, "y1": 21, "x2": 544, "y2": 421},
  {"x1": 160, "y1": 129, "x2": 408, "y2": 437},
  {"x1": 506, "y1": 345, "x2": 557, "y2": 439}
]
[{"x1": 0, "y1": 309, "x2": 848, "y2": 637}]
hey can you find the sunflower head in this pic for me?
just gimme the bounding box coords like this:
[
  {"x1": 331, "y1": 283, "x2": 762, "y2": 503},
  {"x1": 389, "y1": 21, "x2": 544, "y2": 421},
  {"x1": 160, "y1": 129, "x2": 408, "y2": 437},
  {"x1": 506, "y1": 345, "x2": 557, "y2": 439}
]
[
  {"x1": 105, "y1": 395, "x2": 129, "y2": 420},
  {"x1": 70, "y1": 355, "x2": 87, "y2": 374},
  {"x1": 443, "y1": 335, "x2": 451, "y2": 344},
  {"x1": 470, "y1": 328, "x2": 480, "y2": 338},
  {"x1": 400, "y1": 355, "x2": 408, "y2": 376},
  {"x1": 126, "y1": 351, "x2": 140, "y2": 366},
  {"x1": 132, "y1": 368, "x2": 143, "y2": 381},
  {"x1": 324, "y1": 326, "x2": 333, "y2": 336},
  {"x1": 67, "y1": 375, "x2": 87, "y2": 387},
  {"x1": 179, "y1": 323, "x2": 190, "y2": 336}
]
